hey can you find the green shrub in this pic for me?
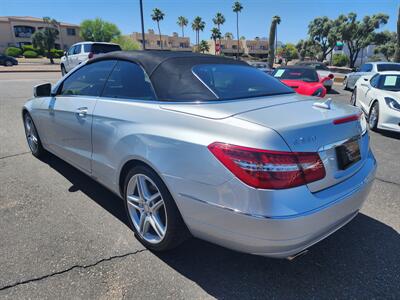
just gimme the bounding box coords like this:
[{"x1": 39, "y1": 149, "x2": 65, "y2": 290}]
[
  {"x1": 332, "y1": 53, "x2": 349, "y2": 67},
  {"x1": 22, "y1": 45, "x2": 44, "y2": 56},
  {"x1": 23, "y1": 50, "x2": 39, "y2": 58},
  {"x1": 5, "y1": 47, "x2": 22, "y2": 57},
  {"x1": 48, "y1": 49, "x2": 64, "y2": 58}
]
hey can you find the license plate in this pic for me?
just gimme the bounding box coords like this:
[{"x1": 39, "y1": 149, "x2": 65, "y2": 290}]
[{"x1": 336, "y1": 138, "x2": 361, "y2": 170}]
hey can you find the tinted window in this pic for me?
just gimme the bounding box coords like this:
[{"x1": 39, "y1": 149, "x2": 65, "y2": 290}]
[
  {"x1": 58, "y1": 60, "x2": 116, "y2": 96},
  {"x1": 377, "y1": 74, "x2": 400, "y2": 91},
  {"x1": 359, "y1": 64, "x2": 372, "y2": 72},
  {"x1": 67, "y1": 46, "x2": 75, "y2": 55},
  {"x1": 102, "y1": 61, "x2": 156, "y2": 100},
  {"x1": 192, "y1": 64, "x2": 293, "y2": 100},
  {"x1": 370, "y1": 74, "x2": 380, "y2": 88},
  {"x1": 92, "y1": 44, "x2": 121, "y2": 54},
  {"x1": 272, "y1": 68, "x2": 319, "y2": 82},
  {"x1": 376, "y1": 64, "x2": 400, "y2": 72},
  {"x1": 83, "y1": 44, "x2": 91, "y2": 53},
  {"x1": 73, "y1": 45, "x2": 81, "y2": 54}
]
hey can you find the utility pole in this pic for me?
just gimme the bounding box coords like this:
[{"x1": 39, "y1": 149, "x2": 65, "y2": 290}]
[
  {"x1": 275, "y1": 25, "x2": 278, "y2": 63},
  {"x1": 139, "y1": 0, "x2": 146, "y2": 50}
]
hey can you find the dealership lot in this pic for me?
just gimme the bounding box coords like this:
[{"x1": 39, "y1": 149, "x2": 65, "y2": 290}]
[{"x1": 0, "y1": 72, "x2": 399, "y2": 299}]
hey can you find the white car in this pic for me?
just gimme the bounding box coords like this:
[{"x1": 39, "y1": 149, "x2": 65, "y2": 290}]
[
  {"x1": 351, "y1": 71, "x2": 400, "y2": 133},
  {"x1": 61, "y1": 42, "x2": 121, "y2": 75},
  {"x1": 344, "y1": 62, "x2": 400, "y2": 91}
]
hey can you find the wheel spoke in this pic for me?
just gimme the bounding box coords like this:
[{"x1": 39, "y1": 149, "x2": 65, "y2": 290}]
[
  {"x1": 149, "y1": 215, "x2": 165, "y2": 238},
  {"x1": 137, "y1": 176, "x2": 149, "y2": 201},
  {"x1": 127, "y1": 195, "x2": 142, "y2": 211},
  {"x1": 151, "y1": 199, "x2": 164, "y2": 213},
  {"x1": 139, "y1": 214, "x2": 150, "y2": 235}
]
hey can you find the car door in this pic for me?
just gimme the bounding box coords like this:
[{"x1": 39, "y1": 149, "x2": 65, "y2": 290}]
[
  {"x1": 43, "y1": 60, "x2": 117, "y2": 173},
  {"x1": 64, "y1": 46, "x2": 76, "y2": 72},
  {"x1": 357, "y1": 74, "x2": 376, "y2": 112},
  {"x1": 349, "y1": 63, "x2": 373, "y2": 88}
]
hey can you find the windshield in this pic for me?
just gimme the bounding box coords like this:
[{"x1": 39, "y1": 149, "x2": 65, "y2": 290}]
[
  {"x1": 376, "y1": 64, "x2": 400, "y2": 72},
  {"x1": 192, "y1": 64, "x2": 293, "y2": 100},
  {"x1": 272, "y1": 68, "x2": 319, "y2": 82},
  {"x1": 377, "y1": 75, "x2": 400, "y2": 91}
]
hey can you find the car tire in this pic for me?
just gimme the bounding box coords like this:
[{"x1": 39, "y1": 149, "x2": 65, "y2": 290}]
[
  {"x1": 61, "y1": 64, "x2": 67, "y2": 76},
  {"x1": 5, "y1": 60, "x2": 13, "y2": 67},
  {"x1": 123, "y1": 165, "x2": 189, "y2": 252},
  {"x1": 23, "y1": 112, "x2": 47, "y2": 158},
  {"x1": 368, "y1": 101, "x2": 379, "y2": 131},
  {"x1": 351, "y1": 87, "x2": 357, "y2": 106}
]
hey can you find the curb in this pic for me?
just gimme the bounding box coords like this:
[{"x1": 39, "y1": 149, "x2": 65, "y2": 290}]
[{"x1": 0, "y1": 69, "x2": 60, "y2": 73}]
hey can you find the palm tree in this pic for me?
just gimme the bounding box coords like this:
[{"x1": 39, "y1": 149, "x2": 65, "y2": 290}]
[
  {"x1": 151, "y1": 8, "x2": 165, "y2": 49},
  {"x1": 232, "y1": 2, "x2": 243, "y2": 58},
  {"x1": 224, "y1": 32, "x2": 234, "y2": 39},
  {"x1": 394, "y1": 7, "x2": 400, "y2": 62},
  {"x1": 191, "y1": 16, "x2": 206, "y2": 51},
  {"x1": 210, "y1": 27, "x2": 222, "y2": 55},
  {"x1": 31, "y1": 17, "x2": 59, "y2": 64},
  {"x1": 177, "y1": 16, "x2": 188, "y2": 37},
  {"x1": 199, "y1": 40, "x2": 210, "y2": 53},
  {"x1": 268, "y1": 15, "x2": 281, "y2": 68},
  {"x1": 213, "y1": 12, "x2": 225, "y2": 53}
]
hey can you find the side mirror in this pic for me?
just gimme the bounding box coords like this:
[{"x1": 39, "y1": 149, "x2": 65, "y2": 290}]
[
  {"x1": 34, "y1": 83, "x2": 52, "y2": 97},
  {"x1": 64, "y1": 51, "x2": 68, "y2": 57}
]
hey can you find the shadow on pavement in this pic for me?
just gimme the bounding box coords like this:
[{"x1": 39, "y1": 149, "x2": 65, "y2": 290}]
[
  {"x1": 41, "y1": 153, "x2": 400, "y2": 299},
  {"x1": 375, "y1": 129, "x2": 400, "y2": 140}
]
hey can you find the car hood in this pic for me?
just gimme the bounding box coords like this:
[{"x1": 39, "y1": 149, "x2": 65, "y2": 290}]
[{"x1": 159, "y1": 93, "x2": 305, "y2": 119}]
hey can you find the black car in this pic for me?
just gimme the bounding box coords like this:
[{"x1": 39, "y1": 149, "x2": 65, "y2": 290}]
[{"x1": 0, "y1": 54, "x2": 18, "y2": 66}]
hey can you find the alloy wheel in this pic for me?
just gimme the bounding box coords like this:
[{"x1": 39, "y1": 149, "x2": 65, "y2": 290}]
[
  {"x1": 369, "y1": 104, "x2": 378, "y2": 129},
  {"x1": 126, "y1": 174, "x2": 167, "y2": 244},
  {"x1": 24, "y1": 115, "x2": 39, "y2": 153},
  {"x1": 351, "y1": 89, "x2": 357, "y2": 106}
]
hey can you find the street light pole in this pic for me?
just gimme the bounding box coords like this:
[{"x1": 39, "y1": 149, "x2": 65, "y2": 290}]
[{"x1": 139, "y1": 0, "x2": 146, "y2": 50}]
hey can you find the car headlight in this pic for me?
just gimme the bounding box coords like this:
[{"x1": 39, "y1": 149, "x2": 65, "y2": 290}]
[
  {"x1": 312, "y1": 88, "x2": 324, "y2": 97},
  {"x1": 384, "y1": 97, "x2": 400, "y2": 111}
]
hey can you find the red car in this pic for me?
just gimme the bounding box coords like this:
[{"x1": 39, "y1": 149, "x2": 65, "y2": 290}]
[{"x1": 272, "y1": 66, "x2": 334, "y2": 97}]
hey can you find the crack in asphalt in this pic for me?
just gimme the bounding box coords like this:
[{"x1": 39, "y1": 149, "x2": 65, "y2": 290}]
[
  {"x1": 375, "y1": 177, "x2": 400, "y2": 187},
  {"x1": 0, "y1": 152, "x2": 30, "y2": 160},
  {"x1": 0, "y1": 249, "x2": 148, "y2": 292}
]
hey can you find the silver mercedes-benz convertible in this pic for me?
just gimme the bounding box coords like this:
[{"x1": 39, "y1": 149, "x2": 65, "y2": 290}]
[{"x1": 23, "y1": 51, "x2": 376, "y2": 258}]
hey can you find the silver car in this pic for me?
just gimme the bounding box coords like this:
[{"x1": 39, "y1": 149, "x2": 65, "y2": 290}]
[
  {"x1": 23, "y1": 51, "x2": 376, "y2": 259},
  {"x1": 344, "y1": 62, "x2": 400, "y2": 90}
]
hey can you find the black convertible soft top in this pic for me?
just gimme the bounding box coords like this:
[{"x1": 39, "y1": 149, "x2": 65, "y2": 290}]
[{"x1": 90, "y1": 50, "x2": 247, "y2": 101}]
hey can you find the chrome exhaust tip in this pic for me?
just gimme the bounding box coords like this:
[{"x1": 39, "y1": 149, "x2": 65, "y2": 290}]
[{"x1": 286, "y1": 249, "x2": 309, "y2": 261}]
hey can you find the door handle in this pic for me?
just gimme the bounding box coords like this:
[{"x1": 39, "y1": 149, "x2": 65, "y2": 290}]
[{"x1": 76, "y1": 107, "x2": 88, "y2": 117}]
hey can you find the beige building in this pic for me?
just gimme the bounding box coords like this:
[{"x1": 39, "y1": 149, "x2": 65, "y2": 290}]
[
  {"x1": 208, "y1": 37, "x2": 269, "y2": 58},
  {"x1": 130, "y1": 29, "x2": 191, "y2": 51},
  {"x1": 0, "y1": 16, "x2": 82, "y2": 53}
]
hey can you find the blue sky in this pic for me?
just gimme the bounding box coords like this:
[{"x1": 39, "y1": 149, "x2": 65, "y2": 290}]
[{"x1": 2, "y1": 0, "x2": 398, "y2": 44}]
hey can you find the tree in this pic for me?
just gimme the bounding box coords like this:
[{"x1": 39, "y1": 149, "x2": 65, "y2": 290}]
[
  {"x1": 224, "y1": 32, "x2": 234, "y2": 39},
  {"x1": 232, "y1": 1, "x2": 243, "y2": 58},
  {"x1": 151, "y1": 8, "x2": 165, "y2": 49},
  {"x1": 177, "y1": 16, "x2": 188, "y2": 37},
  {"x1": 332, "y1": 53, "x2": 349, "y2": 66},
  {"x1": 296, "y1": 39, "x2": 321, "y2": 60},
  {"x1": 308, "y1": 16, "x2": 341, "y2": 62},
  {"x1": 80, "y1": 18, "x2": 120, "y2": 42},
  {"x1": 373, "y1": 31, "x2": 396, "y2": 61},
  {"x1": 394, "y1": 7, "x2": 400, "y2": 62},
  {"x1": 32, "y1": 17, "x2": 59, "y2": 64},
  {"x1": 199, "y1": 40, "x2": 210, "y2": 53},
  {"x1": 192, "y1": 16, "x2": 205, "y2": 51},
  {"x1": 268, "y1": 15, "x2": 281, "y2": 68},
  {"x1": 213, "y1": 12, "x2": 226, "y2": 31},
  {"x1": 277, "y1": 43, "x2": 298, "y2": 64},
  {"x1": 338, "y1": 13, "x2": 389, "y2": 68},
  {"x1": 210, "y1": 27, "x2": 222, "y2": 55},
  {"x1": 111, "y1": 35, "x2": 140, "y2": 51}
]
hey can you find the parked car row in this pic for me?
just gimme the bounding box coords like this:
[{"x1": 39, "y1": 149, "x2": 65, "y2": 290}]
[
  {"x1": 23, "y1": 51, "x2": 376, "y2": 259},
  {"x1": 0, "y1": 54, "x2": 18, "y2": 66}
]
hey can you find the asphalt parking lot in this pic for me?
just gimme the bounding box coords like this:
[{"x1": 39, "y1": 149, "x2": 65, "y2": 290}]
[{"x1": 0, "y1": 72, "x2": 399, "y2": 299}]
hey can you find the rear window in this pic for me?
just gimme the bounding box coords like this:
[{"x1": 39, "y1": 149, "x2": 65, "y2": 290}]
[
  {"x1": 92, "y1": 44, "x2": 121, "y2": 54},
  {"x1": 376, "y1": 64, "x2": 400, "y2": 72},
  {"x1": 272, "y1": 68, "x2": 319, "y2": 82},
  {"x1": 192, "y1": 64, "x2": 293, "y2": 100}
]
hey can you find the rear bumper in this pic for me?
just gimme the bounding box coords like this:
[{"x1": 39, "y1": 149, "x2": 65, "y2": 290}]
[{"x1": 175, "y1": 150, "x2": 376, "y2": 258}]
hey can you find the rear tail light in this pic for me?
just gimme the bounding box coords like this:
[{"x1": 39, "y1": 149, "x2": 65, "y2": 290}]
[
  {"x1": 208, "y1": 142, "x2": 325, "y2": 189},
  {"x1": 333, "y1": 113, "x2": 361, "y2": 125},
  {"x1": 88, "y1": 52, "x2": 94, "y2": 59}
]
